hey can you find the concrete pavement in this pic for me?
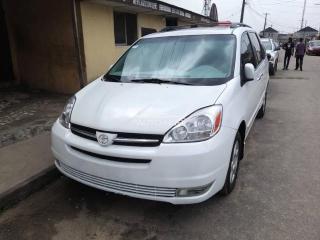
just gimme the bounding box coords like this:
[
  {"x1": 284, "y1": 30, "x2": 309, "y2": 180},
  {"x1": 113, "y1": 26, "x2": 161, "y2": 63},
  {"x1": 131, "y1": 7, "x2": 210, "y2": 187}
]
[
  {"x1": 0, "y1": 89, "x2": 66, "y2": 209},
  {"x1": 0, "y1": 54, "x2": 320, "y2": 240},
  {"x1": 0, "y1": 133, "x2": 58, "y2": 210}
]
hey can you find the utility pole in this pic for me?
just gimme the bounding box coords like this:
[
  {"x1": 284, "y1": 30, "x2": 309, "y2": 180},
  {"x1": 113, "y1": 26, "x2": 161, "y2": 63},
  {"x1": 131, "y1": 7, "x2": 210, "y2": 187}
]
[
  {"x1": 202, "y1": 0, "x2": 212, "y2": 17},
  {"x1": 240, "y1": 0, "x2": 246, "y2": 23},
  {"x1": 300, "y1": 0, "x2": 307, "y2": 29},
  {"x1": 263, "y1": 13, "x2": 269, "y2": 37}
]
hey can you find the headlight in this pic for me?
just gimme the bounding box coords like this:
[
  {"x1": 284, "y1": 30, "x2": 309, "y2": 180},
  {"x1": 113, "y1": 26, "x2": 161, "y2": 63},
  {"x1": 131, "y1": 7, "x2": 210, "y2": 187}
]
[
  {"x1": 163, "y1": 105, "x2": 222, "y2": 143},
  {"x1": 59, "y1": 96, "x2": 76, "y2": 128}
]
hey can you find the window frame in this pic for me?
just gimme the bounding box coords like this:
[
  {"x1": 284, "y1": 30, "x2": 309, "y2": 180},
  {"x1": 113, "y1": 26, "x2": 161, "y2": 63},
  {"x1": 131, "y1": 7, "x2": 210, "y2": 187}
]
[
  {"x1": 240, "y1": 32, "x2": 257, "y2": 84},
  {"x1": 113, "y1": 11, "x2": 137, "y2": 46},
  {"x1": 248, "y1": 32, "x2": 263, "y2": 66},
  {"x1": 114, "y1": 12, "x2": 126, "y2": 46},
  {"x1": 248, "y1": 32, "x2": 266, "y2": 67},
  {"x1": 241, "y1": 32, "x2": 257, "y2": 66}
]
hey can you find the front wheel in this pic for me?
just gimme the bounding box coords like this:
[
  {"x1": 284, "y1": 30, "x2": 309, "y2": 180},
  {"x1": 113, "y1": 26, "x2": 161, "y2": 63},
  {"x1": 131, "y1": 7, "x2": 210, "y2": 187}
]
[
  {"x1": 274, "y1": 60, "x2": 278, "y2": 72},
  {"x1": 220, "y1": 133, "x2": 241, "y2": 196},
  {"x1": 269, "y1": 64, "x2": 275, "y2": 76}
]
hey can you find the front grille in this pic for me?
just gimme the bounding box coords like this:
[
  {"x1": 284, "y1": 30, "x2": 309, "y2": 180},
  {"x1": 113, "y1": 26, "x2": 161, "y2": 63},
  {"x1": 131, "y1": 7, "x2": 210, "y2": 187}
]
[
  {"x1": 58, "y1": 161, "x2": 177, "y2": 198},
  {"x1": 71, "y1": 146, "x2": 151, "y2": 164},
  {"x1": 71, "y1": 123, "x2": 163, "y2": 147}
]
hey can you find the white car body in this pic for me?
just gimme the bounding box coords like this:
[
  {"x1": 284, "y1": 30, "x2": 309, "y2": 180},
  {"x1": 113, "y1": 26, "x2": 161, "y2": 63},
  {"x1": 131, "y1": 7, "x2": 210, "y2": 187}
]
[{"x1": 52, "y1": 24, "x2": 269, "y2": 204}]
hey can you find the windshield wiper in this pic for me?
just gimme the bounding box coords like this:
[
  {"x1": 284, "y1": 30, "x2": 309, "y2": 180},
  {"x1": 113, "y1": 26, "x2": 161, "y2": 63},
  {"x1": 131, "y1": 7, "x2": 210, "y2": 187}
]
[{"x1": 130, "y1": 78, "x2": 192, "y2": 85}]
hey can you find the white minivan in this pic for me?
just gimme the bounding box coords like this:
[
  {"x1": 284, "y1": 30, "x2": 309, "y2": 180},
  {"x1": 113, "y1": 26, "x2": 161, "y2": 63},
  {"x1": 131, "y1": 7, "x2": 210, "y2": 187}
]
[{"x1": 52, "y1": 23, "x2": 269, "y2": 204}]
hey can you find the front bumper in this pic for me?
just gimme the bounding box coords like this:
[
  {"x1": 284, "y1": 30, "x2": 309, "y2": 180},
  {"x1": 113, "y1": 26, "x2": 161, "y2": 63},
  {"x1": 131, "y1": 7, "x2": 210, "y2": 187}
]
[
  {"x1": 51, "y1": 121, "x2": 236, "y2": 204},
  {"x1": 307, "y1": 49, "x2": 320, "y2": 56}
]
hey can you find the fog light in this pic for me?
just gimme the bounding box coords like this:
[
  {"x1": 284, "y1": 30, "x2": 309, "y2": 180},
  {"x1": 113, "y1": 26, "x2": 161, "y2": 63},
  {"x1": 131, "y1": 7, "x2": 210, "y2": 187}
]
[{"x1": 176, "y1": 183, "x2": 213, "y2": 197}]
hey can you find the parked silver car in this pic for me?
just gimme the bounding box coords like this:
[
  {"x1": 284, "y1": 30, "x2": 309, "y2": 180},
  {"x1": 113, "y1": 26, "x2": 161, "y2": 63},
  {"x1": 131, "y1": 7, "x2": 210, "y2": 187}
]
[{"x1": 261, "y1": 38, "x2": 280, "y2": 75}]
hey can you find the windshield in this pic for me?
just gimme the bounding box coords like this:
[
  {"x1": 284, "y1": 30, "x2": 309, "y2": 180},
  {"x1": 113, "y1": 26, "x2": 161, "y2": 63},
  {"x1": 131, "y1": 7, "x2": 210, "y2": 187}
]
[
  {"x1": 106, "y1": 34, "x2": 236, "y2": 86},
  {"x1": 310, "y1": 41, "x2": 320, "y2": 47},
  {"x1": 261, "y1": 40, "x2": 273, "y2": 50}
]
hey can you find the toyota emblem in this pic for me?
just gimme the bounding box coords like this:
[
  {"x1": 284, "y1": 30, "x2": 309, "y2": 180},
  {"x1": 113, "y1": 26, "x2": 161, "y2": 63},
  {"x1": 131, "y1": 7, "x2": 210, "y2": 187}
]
[{"x1": 96, "y1": 132, "x2": 117, "y2": 146}]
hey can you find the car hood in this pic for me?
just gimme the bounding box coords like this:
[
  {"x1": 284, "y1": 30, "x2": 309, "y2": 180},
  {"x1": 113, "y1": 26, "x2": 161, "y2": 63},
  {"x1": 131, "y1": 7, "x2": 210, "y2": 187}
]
[{"x1": 71, "y1": 80, "x2": 226, "y2": 134}]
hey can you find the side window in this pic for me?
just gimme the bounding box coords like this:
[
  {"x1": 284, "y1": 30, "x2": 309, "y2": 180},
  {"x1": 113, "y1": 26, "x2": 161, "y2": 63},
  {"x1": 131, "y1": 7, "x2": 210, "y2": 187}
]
[
  {"x1": 248, "y1": 33, "x2": 263, "y2": 65},
  {"x1": 241, "y1": 33, "x2": 256, "y2": 67},
  {"x1": 259, "y1": 36, "x2": 266, "y2": 58}
]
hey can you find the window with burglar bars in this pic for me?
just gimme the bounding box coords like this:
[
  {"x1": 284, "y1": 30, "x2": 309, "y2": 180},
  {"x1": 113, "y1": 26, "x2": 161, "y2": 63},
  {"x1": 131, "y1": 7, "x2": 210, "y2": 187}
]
[{"x1": 114, "y1": 12, "x2": 137, "y2": 46}]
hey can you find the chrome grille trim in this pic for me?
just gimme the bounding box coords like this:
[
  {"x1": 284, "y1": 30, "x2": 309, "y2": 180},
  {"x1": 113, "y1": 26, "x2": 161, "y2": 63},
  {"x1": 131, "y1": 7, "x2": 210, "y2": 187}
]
[
  {"x1": 70, "y1": 123, "x2": 163, "y2": 147},
  {"x1": 58, "y1": 161, "x2": 177, "y2": 197},
  {"x1": 71, "y1": 127, "x2": 96, "y2": 140},
  {"x1": 113, "y1": 138, "x2": 159, "y2": 143}
]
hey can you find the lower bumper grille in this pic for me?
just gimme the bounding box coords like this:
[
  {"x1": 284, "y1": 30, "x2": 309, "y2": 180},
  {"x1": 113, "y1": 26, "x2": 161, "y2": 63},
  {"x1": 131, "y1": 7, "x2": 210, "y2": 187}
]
[{"x1": 57, "y1": 161, "x2": 177, "y2": 198}]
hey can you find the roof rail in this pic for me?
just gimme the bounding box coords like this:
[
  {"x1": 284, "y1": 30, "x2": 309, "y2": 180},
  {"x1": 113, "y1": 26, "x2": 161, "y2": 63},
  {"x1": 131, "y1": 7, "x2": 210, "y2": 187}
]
[
  {"x1": 160, "y1": 25, "x2": 201, "y2": 32},
  {"x1": 160, "y1": 22, "x2": 251, "y2": 32},
  {"x1": 229, "y1": 23, "x2": 252, "y2": 28}
]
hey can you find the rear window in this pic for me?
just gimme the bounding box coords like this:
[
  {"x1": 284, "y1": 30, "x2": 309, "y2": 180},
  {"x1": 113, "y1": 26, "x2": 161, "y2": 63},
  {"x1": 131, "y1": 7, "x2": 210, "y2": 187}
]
[{"x1": 310, "y1": 41, "x2": 320, "y2": 47}]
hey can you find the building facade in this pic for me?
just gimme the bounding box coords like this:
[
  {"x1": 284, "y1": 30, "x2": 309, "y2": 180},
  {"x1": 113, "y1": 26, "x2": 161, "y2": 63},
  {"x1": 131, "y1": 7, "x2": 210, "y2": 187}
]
[
  {"x1": 1, "y1": 0, "x2": 216, "y2": 93},
  {"x1": 278, "y1": 33, "x2": 293, "y2": 44},
  {"x1": 260, "y1": 27, "x2": 279, "y2": 41},
  {"x1": 293, "y1": 26, "x2": 319, "y2": 41}
]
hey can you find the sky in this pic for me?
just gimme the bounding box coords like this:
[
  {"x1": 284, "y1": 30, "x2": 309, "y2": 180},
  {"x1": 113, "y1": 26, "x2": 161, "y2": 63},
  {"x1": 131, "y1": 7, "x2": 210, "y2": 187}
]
[{"x1": 161, "y1": 0, "x2": 320, "y2": 33}]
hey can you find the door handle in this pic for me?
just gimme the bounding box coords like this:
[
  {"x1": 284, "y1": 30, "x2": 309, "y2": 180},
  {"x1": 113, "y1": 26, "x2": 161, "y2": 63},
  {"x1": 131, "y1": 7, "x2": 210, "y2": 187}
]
[{"x1": 257, "y1": 74, "x2": 264, "y2": 81}]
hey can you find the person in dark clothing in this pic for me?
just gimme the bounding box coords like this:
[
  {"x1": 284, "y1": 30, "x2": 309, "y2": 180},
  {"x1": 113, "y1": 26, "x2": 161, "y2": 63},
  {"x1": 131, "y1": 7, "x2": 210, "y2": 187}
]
[
  {"x1": 295, "y1": 38, "x2": 306, "y2": 71},
  {"x1": 282, "y1": 37, "x2": 295, "y2": 70}
]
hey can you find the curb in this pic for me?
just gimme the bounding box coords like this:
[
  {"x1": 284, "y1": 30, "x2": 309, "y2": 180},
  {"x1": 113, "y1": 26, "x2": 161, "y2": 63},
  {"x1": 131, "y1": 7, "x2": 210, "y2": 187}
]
[{"x1": 0, "y1": 166, "x2": 60, "y2": 212}]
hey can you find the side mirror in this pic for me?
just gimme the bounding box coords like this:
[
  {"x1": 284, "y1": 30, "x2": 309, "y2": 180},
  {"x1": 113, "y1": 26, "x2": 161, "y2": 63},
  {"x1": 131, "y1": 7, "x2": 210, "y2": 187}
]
[{"x1": 244, "y1": 63, "x2": 255, "y2": 81}]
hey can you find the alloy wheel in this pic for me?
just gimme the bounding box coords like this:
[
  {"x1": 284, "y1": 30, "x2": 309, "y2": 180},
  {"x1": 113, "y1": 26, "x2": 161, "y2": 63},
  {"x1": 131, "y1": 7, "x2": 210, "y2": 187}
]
[{"x1": 230, "y1": 140, "x2": 240, "y2": 184}]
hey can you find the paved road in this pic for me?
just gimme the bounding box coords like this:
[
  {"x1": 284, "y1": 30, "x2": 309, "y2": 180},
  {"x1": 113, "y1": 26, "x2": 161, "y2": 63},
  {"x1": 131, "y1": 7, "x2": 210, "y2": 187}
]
[{"x1": 1, "y1": 55, "x2": 320, "y2": 240}]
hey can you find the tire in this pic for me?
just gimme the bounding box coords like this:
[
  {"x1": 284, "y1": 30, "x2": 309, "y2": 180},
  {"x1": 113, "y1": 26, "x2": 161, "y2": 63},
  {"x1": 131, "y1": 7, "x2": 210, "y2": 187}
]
[
  {"x1": 257, "y1": 90, "x2": 267, "y2": 119},
  {"x1": 269, "y1": 64, "x2": 275, "y2": 76},
  {"x1": 220, "y1": 132, "x2": 242, "y2": 196}
]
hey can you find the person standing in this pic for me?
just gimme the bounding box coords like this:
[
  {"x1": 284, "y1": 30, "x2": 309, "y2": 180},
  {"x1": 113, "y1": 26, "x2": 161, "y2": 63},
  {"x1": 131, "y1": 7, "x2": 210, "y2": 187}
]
[
  {"x1": 282, "y1": 37, "x2": 295, "y2": 70},
  {"x1": 295, "y1": 38, "x2": 306, "y2": 71}
]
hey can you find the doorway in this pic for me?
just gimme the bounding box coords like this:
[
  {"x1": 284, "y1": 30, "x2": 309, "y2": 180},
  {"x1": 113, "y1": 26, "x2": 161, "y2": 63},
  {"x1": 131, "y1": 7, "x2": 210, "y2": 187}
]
[{"x1": 0, "y1": 1, "x2": 13, "y2": 84}]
